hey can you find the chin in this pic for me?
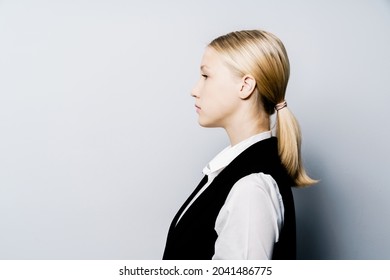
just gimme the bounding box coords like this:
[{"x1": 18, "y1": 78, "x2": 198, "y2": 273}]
[{"x1": 198, "y1": 119, "x2": 219, "y2": 128}]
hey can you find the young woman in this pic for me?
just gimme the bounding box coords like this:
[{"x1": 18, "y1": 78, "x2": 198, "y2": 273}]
[{"x1": 163, "y1": 30, "x2": 317, "y2": 260}]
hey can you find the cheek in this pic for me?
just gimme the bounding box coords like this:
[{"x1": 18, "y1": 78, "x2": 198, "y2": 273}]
[
  {"x1": 201, "y1": 80, "x2": 234, "y2": 109},
  {"x1": 216, "y1": 83, "x2": 236, "y2": 105},
  {"x1": 203, "y1": 86, "x2": 220, "y2": 107}
]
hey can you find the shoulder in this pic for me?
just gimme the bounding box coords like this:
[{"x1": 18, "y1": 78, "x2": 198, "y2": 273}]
[
  {"x1": 228, "y1": 173, "x2": 282, "y2": 202},
  {"x1": 216, "y1": 172, "x2": 285, "y2": 239},
  {"x1": 223, "y1": 173, "x2": 285, "y2": 224}
]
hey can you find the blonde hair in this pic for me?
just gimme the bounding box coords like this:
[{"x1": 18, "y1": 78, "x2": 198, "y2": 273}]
[{"x1": 209, "y1": 30, "x2": 317, "y2": 187}]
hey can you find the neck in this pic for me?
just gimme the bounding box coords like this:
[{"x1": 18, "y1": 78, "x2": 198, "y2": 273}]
[{"x1": 224, "y1": 116, "x2": 270, "y2": 146}]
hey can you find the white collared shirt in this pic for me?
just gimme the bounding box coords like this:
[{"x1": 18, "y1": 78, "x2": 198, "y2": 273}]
[{"x1": 178, "y1": 131, "x2": 285, "y2": 259}]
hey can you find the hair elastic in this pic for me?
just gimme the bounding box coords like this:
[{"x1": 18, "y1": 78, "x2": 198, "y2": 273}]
[{"x1": 275, "y1": 100, "x2": 287, "y2": 111}]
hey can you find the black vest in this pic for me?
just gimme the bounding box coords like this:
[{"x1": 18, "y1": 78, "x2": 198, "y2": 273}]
[{"x1": 163, "y1": 137, "x2": 296, "y2": 260}]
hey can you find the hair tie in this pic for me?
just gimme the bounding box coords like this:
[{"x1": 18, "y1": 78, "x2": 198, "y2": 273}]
[{"x1": 275, "y1": 100, "x2": 287, "y2": 111}]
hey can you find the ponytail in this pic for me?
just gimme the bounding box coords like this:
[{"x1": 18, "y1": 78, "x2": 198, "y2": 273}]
[{"x1": 276, "y1": 106, "x2": 318, "y2": 187}]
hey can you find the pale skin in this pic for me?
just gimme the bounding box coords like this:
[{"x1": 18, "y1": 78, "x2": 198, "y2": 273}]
[{"x1": 191, "y1": 47, "x2": 270, "y2": 146}]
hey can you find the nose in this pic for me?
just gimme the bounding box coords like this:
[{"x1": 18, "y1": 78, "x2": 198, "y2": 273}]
[
  {"x1": 191, "y1": 88, "x2": 198, "y2": 98},
  {"x1": 191, "y1": 80, "x2": 200, "y2": 98}
]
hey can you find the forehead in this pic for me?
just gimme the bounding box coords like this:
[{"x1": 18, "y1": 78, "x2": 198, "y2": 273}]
[{"x1": 200, "y1": 47, "x2": 223, "y2": 69}]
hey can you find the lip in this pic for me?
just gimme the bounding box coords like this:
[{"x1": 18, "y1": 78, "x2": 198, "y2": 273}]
[{"x1": 195, "y1": 105, "x2": 201, "y2": 112}]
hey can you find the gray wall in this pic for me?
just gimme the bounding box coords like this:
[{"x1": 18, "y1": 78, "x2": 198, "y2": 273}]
[{"x1": 0, "y1": 0, "x2": 389, "y2": 259}]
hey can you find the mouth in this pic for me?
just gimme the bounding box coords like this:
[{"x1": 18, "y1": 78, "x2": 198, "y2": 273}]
[{"x1": 195, "y1": 105, "x2": 201, "y2": 112}]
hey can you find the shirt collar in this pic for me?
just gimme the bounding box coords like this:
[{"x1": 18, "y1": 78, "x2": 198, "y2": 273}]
[{"x1": 202, "y1": 131, "x2": 272, "y2": 176}]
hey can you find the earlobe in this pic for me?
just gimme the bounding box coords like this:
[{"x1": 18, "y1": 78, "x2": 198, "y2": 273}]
[{"x1": 239, "y1": 75, "x2": 256, "y2": 99}]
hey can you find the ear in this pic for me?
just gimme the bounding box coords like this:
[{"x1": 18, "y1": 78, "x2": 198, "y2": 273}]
[{"x1": 239, "y1": 75, "x2": 256, "y2": 99}]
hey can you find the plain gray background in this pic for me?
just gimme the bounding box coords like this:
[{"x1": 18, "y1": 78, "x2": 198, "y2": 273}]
[{"x1": 0, "y1": 0, "x2": 389, "y2": 259}]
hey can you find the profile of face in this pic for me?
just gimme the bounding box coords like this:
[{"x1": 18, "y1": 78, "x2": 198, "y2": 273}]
[{"x1": 191, "y1": 47, "x2": 244, "y2": 128}]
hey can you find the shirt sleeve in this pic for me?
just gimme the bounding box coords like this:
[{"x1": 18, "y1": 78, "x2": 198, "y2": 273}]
[{"x1": 212, "y1": 172, "x2": 284, "y2": 260}]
